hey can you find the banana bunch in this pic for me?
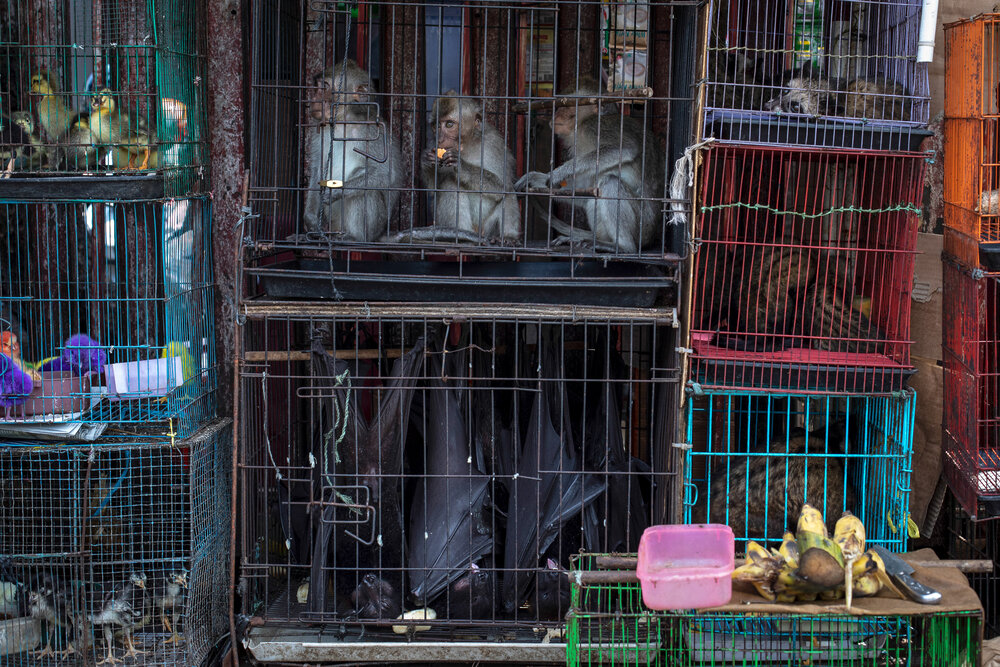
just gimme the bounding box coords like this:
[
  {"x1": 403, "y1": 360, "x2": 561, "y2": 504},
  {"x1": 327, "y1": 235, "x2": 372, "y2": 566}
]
[{"x1": 731, "y1": 504, "x2": 905, "y2": 609}]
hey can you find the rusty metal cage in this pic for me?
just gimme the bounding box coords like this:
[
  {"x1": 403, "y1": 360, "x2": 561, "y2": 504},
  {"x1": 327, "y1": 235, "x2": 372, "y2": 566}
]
[
  {"x1": 688, "y1": 144, "x2": 923, "y2": 394},
  {"x1": 0, "y1": 419, "x2": 231, "y2": 667},
  {"x1": 683, "y1": 390, "x2": 915, "y2": 549},
  {"x1": 942, "y1": 259, "x2": 1000, "y2": 522},
  {"x1": 235, "y1": 305, "x2": 681, "y2": 662},
  {"x1": 0, "y1": 195, "x2": 216, "y2": 440},
  {"x1": 0, "y1": 0, "x2": 208, "y2": 182},
  {"x1": 244, "y1": 1, "x2": 697, "y2": 298},
  {"x1": 701, "y1": 0, "x2": 931, "y2": 151},
  {"x1": 944, "y1": 14, "x2": 1000, "y2": 273}
]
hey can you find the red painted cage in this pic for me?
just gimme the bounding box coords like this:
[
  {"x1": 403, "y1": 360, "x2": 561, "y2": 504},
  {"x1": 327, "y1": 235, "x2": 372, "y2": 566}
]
[
  {"x1": 943, "y1": 258, "x2": 1000, "y2": 521},
  {"x1": 689, "y1": 144, "x2": 924, "y2": 394}
]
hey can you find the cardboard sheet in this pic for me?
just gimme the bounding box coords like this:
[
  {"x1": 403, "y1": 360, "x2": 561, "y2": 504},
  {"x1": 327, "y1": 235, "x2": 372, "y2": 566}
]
[{"x1": 707, "y1": 549, "x2": 983, "y2": 617}]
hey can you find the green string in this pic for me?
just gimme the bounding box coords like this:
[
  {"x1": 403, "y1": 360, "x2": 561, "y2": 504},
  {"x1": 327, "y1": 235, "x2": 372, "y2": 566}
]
[{"x1": 699, "y1": 202, "x2": 922, "y2": 218}]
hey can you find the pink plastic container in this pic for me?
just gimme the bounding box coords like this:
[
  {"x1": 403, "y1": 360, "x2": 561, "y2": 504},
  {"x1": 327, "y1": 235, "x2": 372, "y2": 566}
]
[{"x1": 636, "y1": 524, "x2": 734, "y2": 610}]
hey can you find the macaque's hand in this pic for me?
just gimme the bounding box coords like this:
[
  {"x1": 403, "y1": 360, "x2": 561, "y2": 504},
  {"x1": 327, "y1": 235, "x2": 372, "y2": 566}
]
[
  {"x1": 439, "y1": 148, "x2": 459, "y2": 168},
  {"x1": 515, "y1": 171, "x2": 549, "y2": 191},
  {"x1": 420, "y1": 148, "x2": 440, "y2": 167}
]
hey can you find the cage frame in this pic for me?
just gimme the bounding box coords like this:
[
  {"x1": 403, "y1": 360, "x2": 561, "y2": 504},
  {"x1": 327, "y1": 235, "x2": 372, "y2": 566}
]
[
  {"x1": 0, "y1": 418, "x2": 232, "y2": 667},
  {"x1": 241, "y1": 0, "x2": 699, "y2": 294},
  {"x1": 234, "y1": 300, "x2": 684, "y2": 662},
  {"x1": 698, "y1": 0, "x2": 932, "y2": 152},
  {"x1": 685, "y1": 142, "x2": 924, "y2": 395},
  {"x1": 681, "y1": 388, "x2": 916, "y2": 549},
  {"x1": 942, "y1": 258, "x2": 1000, "y2": 521},
  {"x1": 566, "y1": 553, "x2": 983, "y2": 667}
]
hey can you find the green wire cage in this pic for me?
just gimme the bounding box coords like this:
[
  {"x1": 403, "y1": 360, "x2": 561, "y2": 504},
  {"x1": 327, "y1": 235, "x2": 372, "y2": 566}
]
[
  {"x1": 567, "y1": 554, "x2": 982, "y2": 666},
  {"x1": 0, "y1": 0, "x2": 208, "y2": 189}
]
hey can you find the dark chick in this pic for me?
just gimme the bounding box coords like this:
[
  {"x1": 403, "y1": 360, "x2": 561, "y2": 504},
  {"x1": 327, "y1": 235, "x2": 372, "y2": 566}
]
[
  {"x1": 154, "y1": 570, "x2": 188, "y2": 645},
  {"x1": 351, "y1": 573, "x2": 402, "y2": 620},
  {"x1": 90, "y1": 572, "x2": 148, "y2": 664}
]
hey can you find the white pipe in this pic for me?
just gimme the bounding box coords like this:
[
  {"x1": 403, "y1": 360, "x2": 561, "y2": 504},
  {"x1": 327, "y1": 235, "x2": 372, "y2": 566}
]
[{"x1": 916, "y1": 0, "x2": 940, "y2": 63}]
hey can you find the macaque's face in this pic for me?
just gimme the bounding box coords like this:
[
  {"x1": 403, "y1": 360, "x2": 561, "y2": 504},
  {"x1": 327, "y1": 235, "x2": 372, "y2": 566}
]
[
  {"x1": 550, "y1": 103, "x2": 597, "y2": 138},
  {"x1": 310, "y1": 74, "x2": 334, "y2": 121},
  {"x1": 436, "y1": 113, "x2": 462, "y2": 150}
]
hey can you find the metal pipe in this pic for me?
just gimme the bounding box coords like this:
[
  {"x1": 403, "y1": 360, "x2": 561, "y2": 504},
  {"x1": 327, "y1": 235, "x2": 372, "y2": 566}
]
[{"x1": 916, "y1": 0, "x2": 940, "y2": 63}]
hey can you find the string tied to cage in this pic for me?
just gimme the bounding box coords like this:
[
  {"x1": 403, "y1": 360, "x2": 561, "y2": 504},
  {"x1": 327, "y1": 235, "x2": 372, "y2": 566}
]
[
  {"x1": 669, "y1": 139, "x2": 715, "y2": 228},
  {"x1": 699, "y1": 202, "x2": 923, "y2": 219}
]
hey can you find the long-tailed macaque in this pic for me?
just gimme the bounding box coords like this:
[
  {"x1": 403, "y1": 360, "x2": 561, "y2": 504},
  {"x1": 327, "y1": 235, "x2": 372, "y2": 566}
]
[
  {"x1": 515, "y1": 78, "x2": 662, "y2": 253},
  {"x1": 303, "y1": 60, "x2": 403, "y2": 241},
  {"x1": 419, "y1": 94, "x2": 520, "y2": 241}
]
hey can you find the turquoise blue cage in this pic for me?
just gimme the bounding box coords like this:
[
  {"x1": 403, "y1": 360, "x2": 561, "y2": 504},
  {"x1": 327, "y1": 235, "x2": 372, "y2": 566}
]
[{"x1": 683, "y1": 390, "x2": 916, "y2": 550}]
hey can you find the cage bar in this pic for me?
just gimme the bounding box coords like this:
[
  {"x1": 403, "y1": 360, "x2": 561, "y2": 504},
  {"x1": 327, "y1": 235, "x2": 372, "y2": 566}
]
[
  {"x1": 0, "y1": 418, "x2": 231, "y2": 667},
  {"x1": 244, "y1": 0, "x2": 695, "y2": 289},
  {"x1": 688, "y1": 144, "x2": 923, "y2": 394},
  {"x1": 701, "y1": 0, "x2": 931, "y2": 151},
  {"x1": 567, "y1": 555, "x2": 981, "y2": 667},
  {"x1": 943, "y1": 14, "x2": 1000, "y2": 273},
  {"x1": 683, "y1": 391, "x2": 915, "y2": 549},
  {"x1": 0, "y1": 195, "x2": 216, "y2": 438},
  {"x1": 0, "y1": 0, "x2": 208, "y2": 180},
  {"x1": 236, "y1": 307, "x2": 681, "y2": 647},
  {"x1": 944, "y1": 491, "x2": 1000, "y2": 639},
  {"x1": 942, "y1": 259, "x2": 1000, "y2": 521}
]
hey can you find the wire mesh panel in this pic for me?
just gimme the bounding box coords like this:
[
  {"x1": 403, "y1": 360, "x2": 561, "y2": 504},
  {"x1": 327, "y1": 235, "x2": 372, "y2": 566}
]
[
  {"x1": 942, "y1": 259, "x2": 1000, "y2": 522},
  {"x1": 702, "y1": 0, "x2": 931, "y2": 151},
  {"x1": 237, "y1": 307, "x2": 680, "y2": 648},
  {"x1": 944, "y1": 491, "x2": 1000, "y2": 639},
  {"x1": 0, "y1": 196, "x2": 216, "y2": 439},
  {"x1": 0, "y1": 0, "x2": 208, "y2": 179},
  {"x1": 0, "y1": 418, "x2": 231, "y2": 667},
  {"x1": 683, "y1": 391, "x2": 915, "y2": 549},
  {"x1": 244, "y1": 0, "x2": 696, "y2": 294},
  {"x1": 567, "y1": 555, "x2": 982, "y2": 667},
  {"x1": 943, "y1": 14, "x2": 1000, "y2": 273},
  {"x1": 689, "y1": 145, "x2": 923, "y2": 394}
]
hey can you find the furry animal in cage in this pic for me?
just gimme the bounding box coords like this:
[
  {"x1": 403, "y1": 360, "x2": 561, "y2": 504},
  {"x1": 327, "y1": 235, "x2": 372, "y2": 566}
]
[
  {"x1": 766, "y1": 67, "x2": 911, "y2": 122},
  {"x1": 707, "y1": 245, "x2": 885, "y2": 353},
  {"x1": 705, "y1": 424, "x2": 858, "y2": 541}
]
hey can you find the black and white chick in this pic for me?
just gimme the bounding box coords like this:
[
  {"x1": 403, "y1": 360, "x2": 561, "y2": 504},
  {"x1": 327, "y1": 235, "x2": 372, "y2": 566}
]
[
  {"x1": 28, "y1": 574, "x2": 77, "y2": 659},
  {"x1": 153, "y1": 570, "x2": 188, "y2": 645},
  {"x1": 90, "y1": 572, "x2": 147, "y2": 664}
]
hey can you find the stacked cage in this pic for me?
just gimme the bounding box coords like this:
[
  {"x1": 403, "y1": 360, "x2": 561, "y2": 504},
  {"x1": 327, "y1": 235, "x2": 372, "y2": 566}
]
[
  {"x1": 238, "y1": 1, "x2": 692, "y2": 661},
  {"x1": 0, "y1": 2, "x2": 224, "y2": 665},
  {"x1": 943, "y1": 14, "x2": 1000, "y2": 523},
  {"x1": 685, "y1": 0, "x2": 927, "y2": 546},
  {"x1": 678, "y1": 0, "x2": 930, "y2": 654}
]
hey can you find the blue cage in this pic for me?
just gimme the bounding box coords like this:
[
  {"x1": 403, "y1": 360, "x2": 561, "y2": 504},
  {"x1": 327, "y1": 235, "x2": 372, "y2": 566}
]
[
  {"x1": 0, "y1": 418, "x2": 231, "y2": 667},
  {"x1": 0, "y1": 194, "x2": 216, "y2": 439},
  {"x1": 682, "y1": 390, "x2": 915, "y2": 550}
]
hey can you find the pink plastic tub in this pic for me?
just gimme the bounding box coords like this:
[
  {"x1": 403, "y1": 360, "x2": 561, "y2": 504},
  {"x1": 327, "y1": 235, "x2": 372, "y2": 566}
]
[{"x1": 636, "y1": 524, "x2": 734, "y2": 610}]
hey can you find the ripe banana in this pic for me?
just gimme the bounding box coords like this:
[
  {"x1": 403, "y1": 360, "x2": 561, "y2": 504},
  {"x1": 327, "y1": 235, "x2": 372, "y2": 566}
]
[
  {"x1": 797, "y1": 504, "x2": 828, "y2": 538},
  {"x1": 834, "y1": 511, "x2": 866, "y2": 610}
]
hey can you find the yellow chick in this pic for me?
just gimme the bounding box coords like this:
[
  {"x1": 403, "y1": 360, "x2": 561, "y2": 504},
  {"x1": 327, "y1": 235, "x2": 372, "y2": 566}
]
[
  {"x1": 60, "y1": 114, "x2": 103, "y2": 171},
  {"x1": 29, "y1": 71, "x2": 74, "y2": 141},
  {"x1": 91, "y1": 90, "x2": 156, "y2": 170}
]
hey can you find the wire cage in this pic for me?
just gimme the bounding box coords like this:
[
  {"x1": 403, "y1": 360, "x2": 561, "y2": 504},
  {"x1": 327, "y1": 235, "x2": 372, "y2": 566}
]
[
  {"x1": 688, "y1": 144, "x2": 923, "y2": 394},
  {"x1": 944, "y1": 491, "x2": 1000, "y2": 639},
  {"x1": 701, "y1": 0, "x2": 932, "y2": 151},
  {"x1": 566, "y1": 554, "x2": 982, "y2": 667},
  {"x1": 244, "y1": 0, "x2": 697, "y2": 297},
  {"x1": 943, "y1": 14, "x2": 1000, "y2": 273},
  {"x1": 942, "y1": 259, "x2": 1000, "y2": 522},
  {"x1": 236, "y1": 305, "x2": 681, "y2": 662},
  {"x1": 0, "y1": 195, "x2": 216, "y2": 440},
  {"x1": 683, "y1": 390, "x2": 915, "y2": 549},
  {"x1": 0, "y1": 418, "x2": 231, "y2": 667},
  {"x1": 0, "y1": 0, "x2": 208, "y2": 181}
]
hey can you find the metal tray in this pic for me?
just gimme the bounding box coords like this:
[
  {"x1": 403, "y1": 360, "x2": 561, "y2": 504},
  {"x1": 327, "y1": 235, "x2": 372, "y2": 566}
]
[
  {"x1": 704, "y1": 114, "x2": 933, "y2": 152},
  {"x1": 251, "y1": 259, "x2": 674, "y2": 307}
]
